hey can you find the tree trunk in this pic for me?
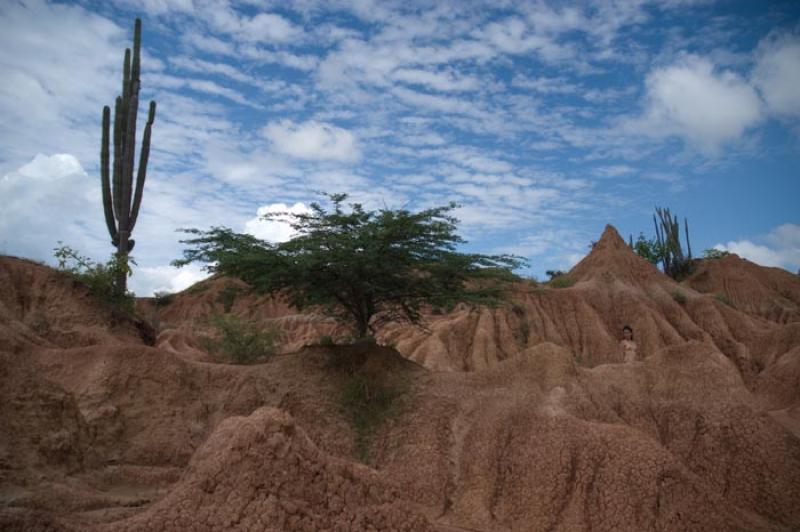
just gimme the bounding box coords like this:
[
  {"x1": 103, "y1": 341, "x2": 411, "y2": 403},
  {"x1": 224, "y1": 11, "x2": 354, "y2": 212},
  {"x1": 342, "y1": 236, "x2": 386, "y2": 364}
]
[{"x1": 356, "y1": 319, "x2": 369, "y2": 340}]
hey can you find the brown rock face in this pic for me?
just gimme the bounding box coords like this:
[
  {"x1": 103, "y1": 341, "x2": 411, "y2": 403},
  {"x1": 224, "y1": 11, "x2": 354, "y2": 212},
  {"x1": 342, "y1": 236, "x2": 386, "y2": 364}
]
[
  {"x1": 105, "y1": 407, "x2": 434, "y2": 531},
  {"x1": 1, "y1": 223, "x2": 799, "y2": 531},
  {"x1": 685, "y1": 253, "x2": 800, "y2": 323}
]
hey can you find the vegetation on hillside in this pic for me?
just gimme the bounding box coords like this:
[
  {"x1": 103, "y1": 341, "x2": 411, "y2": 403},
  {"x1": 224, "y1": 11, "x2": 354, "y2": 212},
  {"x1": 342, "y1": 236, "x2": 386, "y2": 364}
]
[{"x1": 174, "y1": 193, "x2": 524, "y2": 337}]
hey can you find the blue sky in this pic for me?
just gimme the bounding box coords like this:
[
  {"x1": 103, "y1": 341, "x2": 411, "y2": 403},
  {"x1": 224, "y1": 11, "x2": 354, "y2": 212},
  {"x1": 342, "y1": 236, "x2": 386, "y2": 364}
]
[{"x1": 1, "y1": 0, "x2": 799, "y2": 295}]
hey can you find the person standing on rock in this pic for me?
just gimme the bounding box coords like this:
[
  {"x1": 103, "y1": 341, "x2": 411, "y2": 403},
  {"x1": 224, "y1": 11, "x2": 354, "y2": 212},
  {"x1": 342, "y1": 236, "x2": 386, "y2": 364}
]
[{"x1": 621, "y1": 325, "x2": 637, "y2": 362}]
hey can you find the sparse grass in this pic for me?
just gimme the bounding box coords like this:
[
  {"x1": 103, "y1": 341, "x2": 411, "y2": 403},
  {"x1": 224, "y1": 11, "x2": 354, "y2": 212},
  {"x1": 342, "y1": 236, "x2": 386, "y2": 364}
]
[
  {"x1": 216, "y1": 283, "x2": 242, "y2": 313},
  {"x1": 28, "y1": 309, "x2": 50, "y2": 335},
  {"x1": 201, "y1": 314, "x2": 279, "y2": 364},
  {"x1": 339, "y1": 372, "x2": 401, "y2": 461},
  {"x1": 714, "y1": 292, "x2": 734, "y2": 307},
  {"x1": 521, "y1": 276, "x2": 539, "y2": 288},
  {"x1": 186, "y1": 282, "x2": 209, "y2": 295},
  {"x1": 671, "y1": 290, "x2": 688, "y2": 305},
  {"x1": 549, "y1": 276, "x2": 576, "y2": 289}
]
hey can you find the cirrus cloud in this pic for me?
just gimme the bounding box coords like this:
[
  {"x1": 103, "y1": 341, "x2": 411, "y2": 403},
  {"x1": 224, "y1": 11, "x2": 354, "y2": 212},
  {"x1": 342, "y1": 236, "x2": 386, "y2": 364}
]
[{"x1": 263, "y1": 119, "x2": 360, "y2": 162}]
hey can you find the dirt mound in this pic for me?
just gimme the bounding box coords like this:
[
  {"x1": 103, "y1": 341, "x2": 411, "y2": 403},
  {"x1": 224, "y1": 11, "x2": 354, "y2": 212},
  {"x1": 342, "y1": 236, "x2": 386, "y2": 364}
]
[
  {"x1": 0, "y1": 351, "x2": 91, "y2": 482},
  {"x1": 0, "y1": 256, "x2": 147, "y2": 350},
  {"x1": 570, "y1": 224, "x2": 671, "y2": 285},
  {"x1": 686, "y1": 253, "x2": 800, "y2": 323},
  {"x1": 107, "y1": 407, "x2": 433, "y2": 531},
  {"x1": 372, "y1": 342, "x2": 800, "y2": 531}
]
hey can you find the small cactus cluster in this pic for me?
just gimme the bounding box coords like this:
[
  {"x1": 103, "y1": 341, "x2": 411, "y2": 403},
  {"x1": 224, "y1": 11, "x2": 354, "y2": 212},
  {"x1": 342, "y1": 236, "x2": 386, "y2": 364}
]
[
  {"x1": 653, "y1": 206, "x2": 692, "y2": 279},
  {"x1": 100, "y1": 18, "x2": 156, "y2": 295}
]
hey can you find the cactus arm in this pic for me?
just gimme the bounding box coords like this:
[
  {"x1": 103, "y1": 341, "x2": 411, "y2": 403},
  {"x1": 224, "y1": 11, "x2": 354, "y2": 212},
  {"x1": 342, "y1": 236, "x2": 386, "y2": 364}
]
[
  {"x1": 129, "y1": 101, "x2": 156, "y2": 232},
  {"x1": 120, "y1": 79, "x2": 140, "y2": 233},
  {"x1": 100, "y1": 106, "x2": 117, "y2": 241},
  {"x1": 112, "y1": 96, "x2": 124, "y2": 226},
  {"x1": 131, "y1": 19, "x2": 141, "y2": 83},
  {"x1": 685, "y1": 217, "x2": 692, "y2": 260},
  {"x1": 653, "y1": 212, "x2": 665, "y2": 272}
]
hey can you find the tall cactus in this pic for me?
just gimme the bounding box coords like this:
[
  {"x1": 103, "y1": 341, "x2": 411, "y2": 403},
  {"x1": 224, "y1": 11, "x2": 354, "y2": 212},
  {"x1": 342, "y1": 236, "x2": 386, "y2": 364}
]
[{"x1": 100, "y1": 18, "x2": 156, "y2": 296}]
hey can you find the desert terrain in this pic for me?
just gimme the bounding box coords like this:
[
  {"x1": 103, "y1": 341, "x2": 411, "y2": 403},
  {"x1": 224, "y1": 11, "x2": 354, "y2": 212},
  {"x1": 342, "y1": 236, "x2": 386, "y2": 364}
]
[{"x1": 1, "y1": 226, "x2": 799, "y2": 531}]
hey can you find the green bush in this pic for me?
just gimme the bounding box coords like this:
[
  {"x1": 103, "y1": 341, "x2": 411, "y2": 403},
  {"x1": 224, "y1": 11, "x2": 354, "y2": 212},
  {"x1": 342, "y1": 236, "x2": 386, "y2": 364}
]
[
  {"x1": 714, "y1": 292, "x2": 734, "y2": 307},
  {"x1": 153, "y1": 290, "x2": 174, "y2": 307},
  {"x1": 549, "y1": 276, "x2": 576, "y2": 289},
  {"x1": 216, "y1": 283, "x2": 242, "y2": 313},
  {"x1": 672, "y1": 290, "x2": 688, "y2": 305},
  {"x1": 340, "y1": 373, "x2": 399, "y2": 461},
  {"x1": 632, "y1": 232, "x2": 665, "y2": 265},
  {"x1": 204, "y1": 314, "x2": 278, "y2": 364},
  {"x1": 703, "y1": 248, "x2": 731, "y2": 259},
  {"x1": 53, "y1": 243, "x2": 135, "y2": 318}
]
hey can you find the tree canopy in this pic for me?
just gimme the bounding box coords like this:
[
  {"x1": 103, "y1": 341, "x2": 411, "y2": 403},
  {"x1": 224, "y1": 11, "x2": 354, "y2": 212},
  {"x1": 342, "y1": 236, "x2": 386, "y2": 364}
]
[{"x1": 174, "y1": 194, "x2": 525, "y2": 338}]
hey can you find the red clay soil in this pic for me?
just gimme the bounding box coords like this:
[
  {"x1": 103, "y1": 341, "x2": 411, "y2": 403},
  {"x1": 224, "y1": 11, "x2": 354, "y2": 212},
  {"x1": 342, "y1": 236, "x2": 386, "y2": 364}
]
[
  {"x1": 684, "y1": 253, "x2": 800, "y2": 324},
  {"x1": 1, "y1": 224, "x2": 799, "y2": 531}
]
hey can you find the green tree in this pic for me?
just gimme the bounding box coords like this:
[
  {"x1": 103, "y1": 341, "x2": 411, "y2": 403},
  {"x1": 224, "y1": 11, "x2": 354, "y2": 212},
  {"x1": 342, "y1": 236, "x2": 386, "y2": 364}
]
[
  {"x1": 702, "y1": 248, "x2": 730, "y2": 259},
  {"x1": 100, "y1": 18, "x2": 156, "y2": 296},
  {"x1": 174, "y1": 194, "x2": 524, "y2": 338},
  {"x1": 632, "y1": 232, "x2": 664, "y2": 265}
]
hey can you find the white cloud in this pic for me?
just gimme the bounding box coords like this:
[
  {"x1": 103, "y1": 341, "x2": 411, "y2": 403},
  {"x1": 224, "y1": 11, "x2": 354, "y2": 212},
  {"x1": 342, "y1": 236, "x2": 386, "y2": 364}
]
[
  {"x1": 633, "y1": 55, "x2": 763, "y2": 153},
  {"x1": 0, "y1": 0, "x2": 122, "y2": 172},
  {"x1": 767, "y1": 223, "x2": 800, "y2": 249},
  {"x1": 263, "y1": 120, "x2": 360, "y2": 162},
  {"x1": 149, "y1": 73, "x2": 259, "y2": 107},
  {"x1": 391, "y1": 68, "x2": 479, "y2": 92},
  {"x1": 511, "y1": 75, "x2": 579, "y2": 94},
  {"x1": 169, "y1": 56, "x2": 257, "y2": 85},
  {"x1": 113, "y1": 0, "x2": 194, "y2": 15},
  {"x1": 238, "y1": 45, "x2": 319, "y2": 71},
  {"x1": 244, "y1": 202, "x2": 311, "y2": 243},
  {"x1": 0, "y1": 153, "x2": 106, "y2": 262},
  {"x1": 753, "y1": 33, "x2": 800, "y2": 118},
  {"x1": 714, "y1": 241, "x2": 786, "y2": 268},
  {"x1": 398, "y1": 132, "x2": 446, "y2": 146},
  {"x1": 198, "y1": 3, "x2": 303, "y2": 44},
  {"x1": 182, "y1": 31, "x2": 237, "y2": 56},
  {"x1": 594, "y1": 165, "x2": 635, "y2": 178},
  {"x1": 715, "y1": 224, "x2": 800, "y2": 271},
  {"x1": 239, "y1": 13, "x2": 300, "y2": 43},
  {"x1": 479, "y1": 17, "x2": 573, "y2": 61},
  {"x1": 392, "y1": 86, "x2": 481, "y2": 116},
  {"x1": 132, "y1": 263, "x2": 209, "y2": 296},
  {"x1": 0, "y1": 152, "x2": 255, "y2": 297},
  {"x1": 457, "y1": 156, "x2": 513, "y2": 173}
]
